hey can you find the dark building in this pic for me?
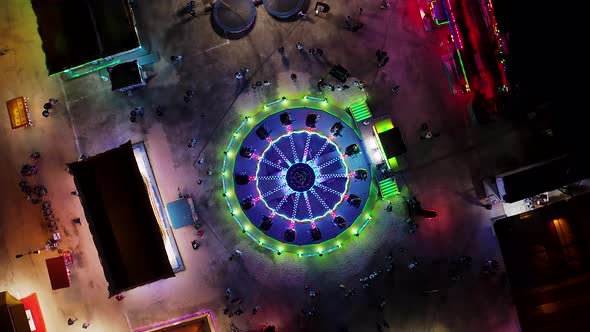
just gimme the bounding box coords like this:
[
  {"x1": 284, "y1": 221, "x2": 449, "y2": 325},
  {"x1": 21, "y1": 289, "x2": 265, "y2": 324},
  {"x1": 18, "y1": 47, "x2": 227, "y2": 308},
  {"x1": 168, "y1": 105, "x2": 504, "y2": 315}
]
[{"x1": 494, "y1": 192, "x2": 590, "y2": 332}]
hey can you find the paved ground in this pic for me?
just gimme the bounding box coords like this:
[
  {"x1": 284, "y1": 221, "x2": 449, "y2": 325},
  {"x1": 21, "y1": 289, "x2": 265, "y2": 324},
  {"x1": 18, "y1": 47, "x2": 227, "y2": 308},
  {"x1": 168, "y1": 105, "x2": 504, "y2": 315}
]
[{"x1": 0, "y1": 0, "x2": 525, "y2": 331}]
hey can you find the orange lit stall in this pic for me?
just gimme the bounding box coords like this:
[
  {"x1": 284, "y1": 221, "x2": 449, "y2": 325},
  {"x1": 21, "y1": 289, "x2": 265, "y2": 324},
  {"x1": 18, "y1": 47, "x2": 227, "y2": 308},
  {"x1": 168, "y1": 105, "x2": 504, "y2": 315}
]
[{"x1": 6, "y1": 97, "x2": 32, "y2": 129}]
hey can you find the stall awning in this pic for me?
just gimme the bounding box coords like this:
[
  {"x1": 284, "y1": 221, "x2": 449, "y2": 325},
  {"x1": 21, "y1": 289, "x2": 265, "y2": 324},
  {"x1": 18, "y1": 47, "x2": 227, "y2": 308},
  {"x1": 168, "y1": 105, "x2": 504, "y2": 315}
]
[
  {"x1": 68, "y1": 141, "x2": 174, "y2": 296},
  {"x1": 45, "y1": 256, "x2": 70, "y2": 290}
]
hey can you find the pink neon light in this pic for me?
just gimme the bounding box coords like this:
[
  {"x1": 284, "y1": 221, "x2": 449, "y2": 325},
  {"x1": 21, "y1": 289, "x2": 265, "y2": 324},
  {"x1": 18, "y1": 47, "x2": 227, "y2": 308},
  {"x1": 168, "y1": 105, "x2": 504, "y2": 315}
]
[
  {"x1": 270, "y1": 212, "x2": 275, "y2": 218},
  {"x1": 252, "y1": 153, "x2": 260, "y2": 159},
  {"x1": 249, "y1": 176, "x2": 256, "y2": 181},
  {"x1": 344, "y1": 194, "x2": 349, "y2": 200},
  {"x1": 253, "y1": 196, "x2": 261, "y2": 202},
  {"x1": 289, "y1": 221, "x2": 295, "y2": 228},
  {"x1": 311, "y1": 221, "x2": 316, "y2": 228},
  {"x1": 330, "y1": 212, "x2": 336, "y2": 218},
  {"x1": 286, "y1": 125, "x2": 292, "y2": 132},
  {"x1": 133, "y1": 310, "x2": 216, "y2": 332},
  {"x1": 348, "y1": 172, "x2": 355, "y2": 178},
  {"x1": 266, "y1": 137, "x2": 273, "y2": 142},
  {"x1": 445, "y1": 0, "x2": 464, "y2": 49}
]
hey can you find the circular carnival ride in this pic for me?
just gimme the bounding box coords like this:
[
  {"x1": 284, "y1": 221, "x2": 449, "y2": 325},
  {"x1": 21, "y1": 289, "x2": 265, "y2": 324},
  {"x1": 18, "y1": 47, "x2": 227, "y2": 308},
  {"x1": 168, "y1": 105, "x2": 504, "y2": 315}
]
[{"x1": 223, "y1": 98, "x2": 376, "y2": 255}]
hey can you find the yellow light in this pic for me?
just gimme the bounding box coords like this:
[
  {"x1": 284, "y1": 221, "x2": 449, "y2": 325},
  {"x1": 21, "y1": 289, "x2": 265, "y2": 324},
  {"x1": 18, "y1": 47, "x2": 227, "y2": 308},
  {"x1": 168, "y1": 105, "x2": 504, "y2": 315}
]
[
  {"x1": 338, "y1": 243, "x2": 342, "y2": 248},
  {"x1": 244, "y1": 225, "x2": 250, "y2": 231},
  {"x1": 298, "y1": 253, "x2": 302, "y2": 257}
]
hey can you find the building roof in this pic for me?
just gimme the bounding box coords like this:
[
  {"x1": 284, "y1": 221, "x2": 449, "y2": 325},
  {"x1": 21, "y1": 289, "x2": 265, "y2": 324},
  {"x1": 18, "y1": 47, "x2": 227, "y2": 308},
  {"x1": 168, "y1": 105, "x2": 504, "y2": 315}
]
[
  {"x1": 494, "y1": 192, "x2": 590, "y2": 332},
  {"x1": 495, "y1": 154, "x2": 590, "y2": 203},
  {"x1": 31, "y1": 0, "x2": 139, "y2": 75},
  {"x1": 68, "y1": 141, "x2": 174, "y2": 297}
]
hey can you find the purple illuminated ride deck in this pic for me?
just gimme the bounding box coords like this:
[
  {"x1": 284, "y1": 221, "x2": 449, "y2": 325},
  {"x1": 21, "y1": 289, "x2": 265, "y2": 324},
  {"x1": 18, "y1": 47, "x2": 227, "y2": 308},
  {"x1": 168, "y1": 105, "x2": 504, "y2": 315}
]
[{"x1": 233, "y1": 108, "x2": 371, "y2": 245}]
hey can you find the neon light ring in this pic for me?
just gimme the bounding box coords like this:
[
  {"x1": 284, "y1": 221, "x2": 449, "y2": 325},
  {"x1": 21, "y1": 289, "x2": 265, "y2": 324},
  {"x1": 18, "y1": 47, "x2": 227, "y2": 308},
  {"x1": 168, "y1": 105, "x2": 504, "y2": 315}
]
[{"x1": 222, "y1": 98, "x2": 376, "y2": 256}]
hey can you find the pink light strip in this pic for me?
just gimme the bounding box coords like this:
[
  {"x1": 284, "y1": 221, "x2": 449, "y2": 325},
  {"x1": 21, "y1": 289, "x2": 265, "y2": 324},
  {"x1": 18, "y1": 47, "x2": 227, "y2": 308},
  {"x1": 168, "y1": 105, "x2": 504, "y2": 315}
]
[{"x1": 445, "y1": 0, "x2": 464, "y2": 50}]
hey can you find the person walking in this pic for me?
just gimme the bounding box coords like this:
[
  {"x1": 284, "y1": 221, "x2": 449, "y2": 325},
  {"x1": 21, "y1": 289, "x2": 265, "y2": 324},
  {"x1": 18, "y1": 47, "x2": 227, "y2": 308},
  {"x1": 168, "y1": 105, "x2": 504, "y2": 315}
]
[
  {"x1": 345, "y1": 15, "x2": 352, "y2": 30},
  {"x1": 188, "y1": 138, "x2": 198, "y2": 148},
  {"x1": 156, "y1": 105, "x2": 164, "y2": 117},
  {"x1": 377, "y1": 50, "x2": 387, "y2": 62},
  {"x1": 252, "y1": 305, "x2": 261, "y2": 315},
  {"x1": 42, "y1": 110, "x2": 51, "y2": 118},
  {"x1": 378, "y1": 56, "x2": 390, "y2": 68},
  {"x1": 67, "y1": 318, "x2": 77, "y2": 325},
  {"x1": 316, "y1": 48, "x2": 324, "y2": 56},
  {"x1": 291, "y1": 73, "x2": 297, "y2": 82},
  {"x1": 296, "y1": 41, "x2": 303, "y2": 50},
  {"x1": 82, "y1": 322, "x2": 91, "y2": 329},
  {"x1": 135, "y1": 106, "x2": 144, "y2": 116}
]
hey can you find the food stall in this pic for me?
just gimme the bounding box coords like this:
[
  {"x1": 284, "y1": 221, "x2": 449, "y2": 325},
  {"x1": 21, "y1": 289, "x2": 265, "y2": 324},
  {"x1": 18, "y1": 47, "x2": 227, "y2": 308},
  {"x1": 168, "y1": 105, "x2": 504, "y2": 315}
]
[
  {"x1": 45, "y1": 255, "x2": 71, "y2": 290},
  {"x1": 6, "y1": 97, "x2": 32, "y2": 129}
]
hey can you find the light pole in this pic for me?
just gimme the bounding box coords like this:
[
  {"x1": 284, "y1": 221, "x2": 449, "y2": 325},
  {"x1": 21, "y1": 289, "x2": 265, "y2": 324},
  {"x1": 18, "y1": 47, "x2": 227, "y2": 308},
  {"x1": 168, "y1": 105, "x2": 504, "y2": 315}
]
[{"x1": 15, "y1": 249, "x2": 41, "y2": 259}]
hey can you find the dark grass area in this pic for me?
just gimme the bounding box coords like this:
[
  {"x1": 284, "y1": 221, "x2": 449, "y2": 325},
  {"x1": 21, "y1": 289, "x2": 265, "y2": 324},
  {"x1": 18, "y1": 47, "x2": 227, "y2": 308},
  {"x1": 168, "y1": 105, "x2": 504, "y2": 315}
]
[
  {"x1": 31, "y1": 0, "x2": 139, "y2": 75},
  {"x1": 68, "y1": 141, "x2": 174, "y2": 297}
]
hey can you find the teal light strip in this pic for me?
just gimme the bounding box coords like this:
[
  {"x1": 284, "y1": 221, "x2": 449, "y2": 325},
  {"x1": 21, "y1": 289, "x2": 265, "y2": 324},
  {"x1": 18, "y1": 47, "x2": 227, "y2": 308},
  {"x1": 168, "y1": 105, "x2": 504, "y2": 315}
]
[{"x1": 305, "y1": 96, "x2": 326, "y2": 102}]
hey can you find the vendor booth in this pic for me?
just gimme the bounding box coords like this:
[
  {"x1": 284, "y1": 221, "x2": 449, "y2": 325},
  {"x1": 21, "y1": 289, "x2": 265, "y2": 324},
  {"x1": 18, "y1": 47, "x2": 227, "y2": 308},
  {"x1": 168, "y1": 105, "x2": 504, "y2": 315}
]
[
  {"x1": 6, "y1": 97, "x2": 32, "y2": 129},
  {"x1": 109, "y1": 61, "x2": 146, "y2": 92},
  {"x1": 45, "y1": 255, "x2": 71, "y2": 290},
  {"x1": 166, "y1": 197, "x2": 199, "y2": 230}
]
